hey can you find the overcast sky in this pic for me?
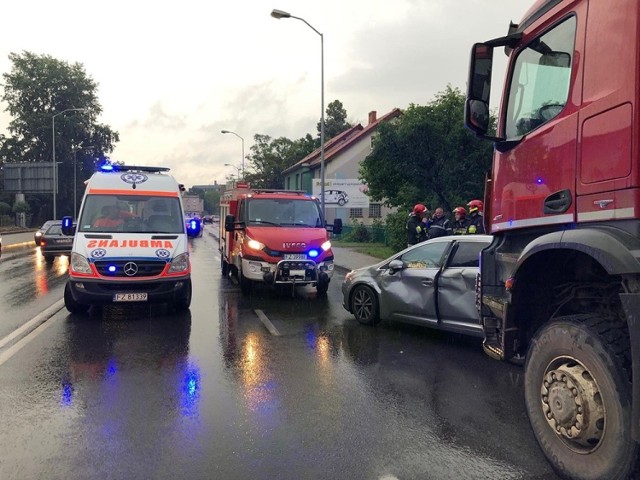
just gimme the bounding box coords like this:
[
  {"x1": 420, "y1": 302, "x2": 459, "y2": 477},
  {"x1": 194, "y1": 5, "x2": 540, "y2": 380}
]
[{"x1": 0, "y1": 0, "x2": 532, "y2": 189}]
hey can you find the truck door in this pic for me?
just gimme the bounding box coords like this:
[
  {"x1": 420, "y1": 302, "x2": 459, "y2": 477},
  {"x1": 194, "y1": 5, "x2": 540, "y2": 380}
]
[{"x1": 492, "y1": 13, "x2": 582, "y2": 232}]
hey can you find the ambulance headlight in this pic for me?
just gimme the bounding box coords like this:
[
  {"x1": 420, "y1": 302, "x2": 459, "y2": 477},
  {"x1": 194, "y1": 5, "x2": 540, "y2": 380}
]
[
  {"x1": 70, "y1": 252, "x2": 92, "y2": 274},
  {"x1": 168, "y1": 252, "x2": 190, "y2": 273},
  {"x1": 246, "y1": 236, "x2": 265, "y2": 251}
]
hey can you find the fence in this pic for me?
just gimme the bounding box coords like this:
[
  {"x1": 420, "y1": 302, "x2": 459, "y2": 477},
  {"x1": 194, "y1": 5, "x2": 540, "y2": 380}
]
[{"x1": 337, "y1": 224, "x2": 387, "y2": 244}]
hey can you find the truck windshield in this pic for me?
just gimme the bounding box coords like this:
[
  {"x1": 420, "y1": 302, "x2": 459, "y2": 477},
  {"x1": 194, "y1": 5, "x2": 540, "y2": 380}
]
[
  {"x1": 78, "y1": 195, "x2": 185, "y2": 234},
  {"x1": 247, "y1": 199, "x2": 322, "y2": 227}
]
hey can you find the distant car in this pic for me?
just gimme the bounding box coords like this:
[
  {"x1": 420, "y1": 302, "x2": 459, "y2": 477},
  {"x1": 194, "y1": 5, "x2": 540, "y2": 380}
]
[
  {"x1": 342, "y1": 235, "x2": 493, "y2": 336},
  {"x1": 34, "y1": 220, "x2": 57, "y2": 246},
  {"x1": 202, "y1": 215, "x2": 213, "y2": 224},
  {"x1": 40, "y1": 222, "x2": 75, "y2": 263},
  {"x1": 319, "y1": 189, "x2": 349, "y2": 206}
]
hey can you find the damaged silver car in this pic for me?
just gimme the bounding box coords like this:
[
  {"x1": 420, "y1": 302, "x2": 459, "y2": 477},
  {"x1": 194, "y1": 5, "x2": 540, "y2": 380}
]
[{"x1": 342, "y1": 235, "x2": 492, "y2": 337}]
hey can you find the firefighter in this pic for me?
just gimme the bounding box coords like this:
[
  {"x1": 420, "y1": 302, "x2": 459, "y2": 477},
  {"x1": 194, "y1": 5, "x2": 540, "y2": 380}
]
[
  {"x1": 451, "y1": 206, "x2": 468, "y2": 235},
  {"x1": 406, "y1": 203, "x2": 428, "y2": 246},
  {"x1": 427, "y1": 207, "x2": 451, "y2": 238},
  {"x1": 466, "y1": 199, "x2": 485, "y2": 234}
]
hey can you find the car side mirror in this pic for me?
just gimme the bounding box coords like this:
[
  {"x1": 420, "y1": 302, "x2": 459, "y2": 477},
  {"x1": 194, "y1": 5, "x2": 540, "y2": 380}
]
[
  {"x1": 61, "y1": 216, "x2": 76, "y2": 236},
  {"x1": 388, "y1": 259, "x2": 405, "y2": 273}
]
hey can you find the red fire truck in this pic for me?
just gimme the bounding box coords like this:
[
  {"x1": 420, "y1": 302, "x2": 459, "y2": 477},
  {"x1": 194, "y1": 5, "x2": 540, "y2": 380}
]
[
  {"x1": 219, "y1": 183, "x2": 342, "y2": 295},
  {"x1": 465, "y1": 1, "x2": 640, "y2": 478}
]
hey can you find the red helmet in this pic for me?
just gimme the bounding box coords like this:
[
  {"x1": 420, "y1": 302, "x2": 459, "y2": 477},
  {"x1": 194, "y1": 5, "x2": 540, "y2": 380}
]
[
  {"x1": 453, "y1": 206, "x2": 466, "y2": 217},
  {"x1": 413, "y1": 203, "x2": 427, "y2": 215},
  {"x1": 467, "y1": 199, "x2": 483, "y2": 214}
]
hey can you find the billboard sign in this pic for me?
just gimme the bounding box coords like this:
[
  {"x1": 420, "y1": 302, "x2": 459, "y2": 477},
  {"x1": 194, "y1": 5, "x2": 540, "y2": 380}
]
[
  {"x1": 312, "y1": 178, "x2": 370, "y2": 208},
  {"x1": 3, "y1": 162, "x2": 54, "y2": 193}
]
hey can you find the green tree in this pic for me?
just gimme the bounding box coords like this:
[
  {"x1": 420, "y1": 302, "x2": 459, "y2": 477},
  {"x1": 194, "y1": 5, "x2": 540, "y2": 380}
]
[
  {"x1": 245, "y1": 134, "x2": 316, "y2": 189},
  {"x1": 0, "y1": 51, "x2": 119, "y2": 218},
  {"x1": 360, "y1": 85, "x2": 494, "y2": 215},
  {"x1": 317, "y1": 99, "x2": 353, "y2": 141},
  {"x1": 203, "y1": 190, "x2": 221, "y2": 215}
]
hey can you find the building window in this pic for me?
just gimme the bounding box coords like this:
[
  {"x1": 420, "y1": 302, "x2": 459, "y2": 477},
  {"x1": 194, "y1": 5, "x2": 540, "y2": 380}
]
[
  {"x1": 368, "y1": 203, "x2": 382, "y2": 218},
  {"x1": 287, "y1": 177, "x2": 291, "y2": 189},
  {"x1": 295, "y1": 174, "x2": 300, "y2": 190},
  {"x1": 350, "y1": 208, "x2": 363, "y2": 218}
]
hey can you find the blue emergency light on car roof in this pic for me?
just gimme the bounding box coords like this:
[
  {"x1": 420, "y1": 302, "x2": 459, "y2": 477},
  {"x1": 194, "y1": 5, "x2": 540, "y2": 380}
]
[{"x1": 62, "y1": 217, "x2": 73, "y2": 229}]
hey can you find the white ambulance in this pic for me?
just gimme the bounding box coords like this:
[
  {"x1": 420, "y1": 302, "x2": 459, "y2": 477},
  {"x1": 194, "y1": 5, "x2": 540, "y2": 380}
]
[{"x1": 62, "y1": 164, "x2": 199, "y2": 313}]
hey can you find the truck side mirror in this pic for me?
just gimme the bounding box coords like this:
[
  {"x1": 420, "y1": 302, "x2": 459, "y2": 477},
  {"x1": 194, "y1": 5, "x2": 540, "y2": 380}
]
[
  {"x1": 225, "y1": 214, "x2": 235, "y2": 232},
  {"x1": 61, "y1": 216, "x2": 76, "y2": 236},
  {"x1": 465, "y1": 42, "x2": 493, "y2": 136}
]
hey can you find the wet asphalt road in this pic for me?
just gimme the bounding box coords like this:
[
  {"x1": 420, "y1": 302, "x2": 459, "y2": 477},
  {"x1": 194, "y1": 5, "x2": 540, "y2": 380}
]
[{"x1": 0, "y1": 227, "x2": 560, "y2": 480}]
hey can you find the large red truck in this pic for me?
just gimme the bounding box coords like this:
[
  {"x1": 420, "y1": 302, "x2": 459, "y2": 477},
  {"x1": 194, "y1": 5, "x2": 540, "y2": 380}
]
[
  {"x1": 219, "y1": 184, "x2": 342, "y2": 295},
  {"x1": 464, "y1": 1, "x2": 640, "y2": 479}
]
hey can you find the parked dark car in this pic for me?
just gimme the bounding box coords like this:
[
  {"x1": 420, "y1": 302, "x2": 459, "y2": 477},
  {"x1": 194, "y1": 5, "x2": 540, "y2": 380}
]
[
  {"x1": 34, "y1": 220, "x2": 57, "y2": 246},
  {"x1": 342, "y1": 235, "x2": 493, "y2": 337},
  {"x1": 40, "y1": 222, "x2": 75, "y2": 263},
  {"x1": 202, "y1": 215, "x2": 213, "y2": 224}
]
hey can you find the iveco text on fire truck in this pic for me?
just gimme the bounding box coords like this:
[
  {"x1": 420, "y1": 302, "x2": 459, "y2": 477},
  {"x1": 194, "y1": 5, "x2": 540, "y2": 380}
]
[
  {"x1": 219, "y1": 183, "x2": 342, "y2": 295},
  {"x1": 464, "y1": 1, "x2": 640, "y2": 478},
  {"x1": 62, "y1": 164, "x2": 199, "y2": 313}
]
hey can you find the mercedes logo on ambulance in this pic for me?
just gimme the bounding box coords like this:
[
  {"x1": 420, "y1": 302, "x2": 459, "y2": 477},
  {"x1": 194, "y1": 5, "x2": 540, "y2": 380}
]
[{"x1": 123, "y1": 262, "x2": 138, "y2": 276}]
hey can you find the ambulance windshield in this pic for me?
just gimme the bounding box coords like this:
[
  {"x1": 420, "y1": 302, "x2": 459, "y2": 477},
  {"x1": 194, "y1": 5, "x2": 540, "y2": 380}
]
[
  {"x1": 78, "y1": 195, "x2": 185, "y2": 234},
  {"x1": 247, "y1": 198, "x2": 322, "y2": 227}
]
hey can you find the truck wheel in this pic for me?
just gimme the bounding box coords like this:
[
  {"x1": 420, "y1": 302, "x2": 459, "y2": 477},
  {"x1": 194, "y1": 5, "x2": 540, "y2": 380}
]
[
  {"x1": 316, "y1": 279, "x2": 329, "y2": 296},
  {"x1": 350, "y1": 285, "x2": 380, "y2": 325},
  {"x1": 175, "y1": 280, "x2": 192, "y2": 312},
  {"x1": 239, "y1": 268, "x2": 252, "y2": 295},
  {"x1": 221, "y1": 256, "x2": 229, "y2": 277},
  {"x1": 64, "y1": 282, "x2": 89, "y2": 314},
  {"x1": 524, "y1": 314, "x2": 638, "y2": 480}
]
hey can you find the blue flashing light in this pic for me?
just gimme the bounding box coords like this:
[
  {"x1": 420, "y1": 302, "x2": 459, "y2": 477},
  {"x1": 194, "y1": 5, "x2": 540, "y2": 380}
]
[
  {"x1": 99, "y1": 163, "x2": 115, "y2": 172},
  {"x1": 308, "y1": 249, "x2": 319, "y2": 258},
  {"x1": 190, "y1": 220, "x2": 198, "y2": 229},
  {"x1": 62, "y1": 217, "x2": 73, "y2": 229},
  {"x1": 108, "y1": 265, "x2": 117, "y2": 273},
  {"x1": 536, "y1": 177, "x2": 544, "y2": 184}
]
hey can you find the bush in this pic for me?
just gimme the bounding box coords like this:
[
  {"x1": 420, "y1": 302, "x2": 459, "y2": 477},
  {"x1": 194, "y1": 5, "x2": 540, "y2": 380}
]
[
  {"x1": 343, "y1": 220, "x2": 371, "y2": 243},
  {"x1": 0, "y1": 202, "x2": 11, "y2": 216},
  {"x1": 12, "y1": 200, "x2": 30, "y2": 214},
  {"x1": 385, "y1": 210, "x2": 409, "y2": 252}
]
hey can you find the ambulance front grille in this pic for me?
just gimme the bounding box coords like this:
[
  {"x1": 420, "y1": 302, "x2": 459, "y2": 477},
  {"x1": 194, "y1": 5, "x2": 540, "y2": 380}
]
[{"x1": 94, "y1": 260, "x2": 167, "y2": 277}]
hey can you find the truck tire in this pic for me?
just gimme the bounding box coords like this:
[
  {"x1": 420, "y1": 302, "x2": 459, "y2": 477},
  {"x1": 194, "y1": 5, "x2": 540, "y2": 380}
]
[
  {"x1": 239, "y1": 268, "x2": 252, "y2": 295},
  {"x1": 350, "y1": 285, "x2": 380, "y2": 325},
  {"x1": 221, "y1": 256, "x2": 229, "y2": 277},
  {"x1": 316, "y1": 280, "x2": 329, "y2": 296},
  {"x1": 524, "y1": 314, "x2": 638, "y2": 480},
  {"x1": 64, "y1": 282, "x2": 89, "y2": 314},
  {"x1": 174, "y1": 280, "x2": 192, "y2": 312}
]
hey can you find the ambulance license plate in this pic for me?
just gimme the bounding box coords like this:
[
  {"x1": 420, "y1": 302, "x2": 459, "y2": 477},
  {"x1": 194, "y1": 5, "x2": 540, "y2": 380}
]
[
  {"x1": 113, "y1": 293, "x2": 148, "y2": 302},
  {"x1": 284, "y1": 254, "x2": 307, "y2": 260}
]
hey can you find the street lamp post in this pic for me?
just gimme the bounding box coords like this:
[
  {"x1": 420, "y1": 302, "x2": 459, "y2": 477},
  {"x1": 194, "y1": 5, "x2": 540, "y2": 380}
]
[
  {"x1": 224, "y1": 163, "x2": 242, "y2": 179},
  {"x1": 271, "y1": 8, "x2": 325, "y2": 216},
  {"x1": 72, "y1": 145, "x2": 95, "y2": 218},
  {"x1": 52, "y1": 108, "x2": 86, "y2": 219},
  {"x1": 221, "y1": 130, "x2": 245, "y2": 180}
]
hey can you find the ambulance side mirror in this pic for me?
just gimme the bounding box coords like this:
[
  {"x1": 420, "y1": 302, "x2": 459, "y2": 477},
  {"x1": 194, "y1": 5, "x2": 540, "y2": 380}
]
[{"x1": 61, "y1": 216, "x2": 76, "y2": 236}]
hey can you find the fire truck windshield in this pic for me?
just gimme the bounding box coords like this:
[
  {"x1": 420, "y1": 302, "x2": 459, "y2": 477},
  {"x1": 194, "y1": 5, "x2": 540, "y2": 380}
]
[{"x1": 247, "y1": 198, "x2": 322, "y2": 227}]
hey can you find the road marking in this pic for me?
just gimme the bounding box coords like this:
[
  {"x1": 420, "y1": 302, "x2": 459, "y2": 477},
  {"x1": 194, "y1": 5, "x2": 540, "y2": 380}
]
[
  {"x1": 0, "y1": 299, "x2": 64, "y2": 366},
  {"x1": 254, "y1": 309, "x2": 280, "y2": 336}
]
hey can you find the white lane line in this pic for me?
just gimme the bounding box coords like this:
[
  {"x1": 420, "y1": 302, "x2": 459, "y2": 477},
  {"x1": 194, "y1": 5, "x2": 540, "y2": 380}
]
[
  {"x1": 254, "y1": 309, "x2": 280, "y2": 336},
  {"x1": 0, "y1": 300, "x2": 64, "y2": 367},
  {"x1": 0, "y1": 299, "x2": 64, "y2": 349}
]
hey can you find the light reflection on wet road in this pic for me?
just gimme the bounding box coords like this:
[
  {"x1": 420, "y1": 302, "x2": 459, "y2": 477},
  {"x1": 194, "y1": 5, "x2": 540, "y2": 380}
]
[{"x1": 0, "y1": 227, "x2": 559, "y2": 479}]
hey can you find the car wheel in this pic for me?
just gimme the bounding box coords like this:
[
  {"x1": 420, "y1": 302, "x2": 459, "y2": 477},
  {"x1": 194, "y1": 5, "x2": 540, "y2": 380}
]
[
  {"x1": 350, "y1": 285, "x2": 380, "y2": 325},
  {"x1": 338, "y1": 198, "x2": 346, "y2": 206},
  {"x1": 174, "y1": 279, "x2": 192, "y2": 312},
  {"x1": 524, "y1": 314, "x2": 639, "y2": 480},
  {"x1": 64, "y1": 282, "x2": 89, "y2": 314}
]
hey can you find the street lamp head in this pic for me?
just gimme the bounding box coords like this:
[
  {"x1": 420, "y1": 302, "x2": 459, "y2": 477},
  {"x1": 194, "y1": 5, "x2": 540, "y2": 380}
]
[
  {"x1": 221, "y1": 130, "x2": 230, "y2": 134},
  {"x1": 271, "y1": 9, "x2": 291, "y2": 19}
]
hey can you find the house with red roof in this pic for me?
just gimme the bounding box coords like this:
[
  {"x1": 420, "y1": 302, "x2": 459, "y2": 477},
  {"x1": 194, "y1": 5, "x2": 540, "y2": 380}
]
[{"x1": 283, "y1": 108, "x2": 402, "y2": 225}]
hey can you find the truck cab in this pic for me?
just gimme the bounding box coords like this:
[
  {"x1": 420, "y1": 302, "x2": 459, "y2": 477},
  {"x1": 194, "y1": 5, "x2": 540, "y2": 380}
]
[{"x1": 219, "y1": 184, "x2": 342, "y2": 295}]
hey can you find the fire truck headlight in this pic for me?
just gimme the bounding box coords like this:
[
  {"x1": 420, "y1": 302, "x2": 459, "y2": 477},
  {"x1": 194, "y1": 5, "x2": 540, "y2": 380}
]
[
  {"x1": 70, "y1": 253, "x2": 92, "y2": 274},
  {"x1": 321, "y1": 240, "x2": 331, "y2": 251},
  {"x1": 169, "y1": 253, "x2": 190, "y2": 273},
  {"x1": 246, "y1": 237, "x2": 265, "y2": 251}
]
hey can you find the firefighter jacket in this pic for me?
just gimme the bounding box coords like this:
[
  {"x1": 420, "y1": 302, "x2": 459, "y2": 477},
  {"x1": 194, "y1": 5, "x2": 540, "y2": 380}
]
[
  {"x1": 452, "y1": 218, "x2": 469, "y2": 235},
  {"x1": 466, "y1": 213, "x2": 485, "y2": 234},
  {"x1": 406, "y1": 214, "x2": 428, "y2": 245},
  {"x1": 427, "y1": 215, "x2": 451, "y2": 239}
]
